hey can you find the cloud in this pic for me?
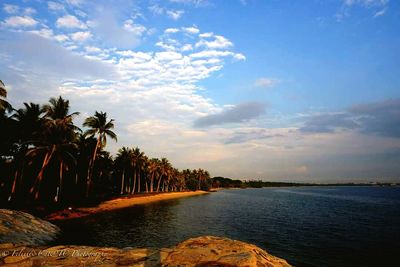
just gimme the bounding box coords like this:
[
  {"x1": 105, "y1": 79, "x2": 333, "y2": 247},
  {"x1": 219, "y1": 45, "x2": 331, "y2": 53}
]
[
  {"x1": 194, "y1": 102, "x2": 267, "y2": 127},
  {"x1": 66, "y1": 0, "x2": 84, "y2": 6},
  {"x1": 88, "y1": 7, "x2": 143, "y2": 49},
  {"x1": 70, "y1": 31, "x2": 92, "y2": 41},
  {"x1": 165, "y1": 28, "x2": 180, "y2": 34},
  {"x1": 48, "y1": 1, "x2": 65, "y2": 11},
  {"x1": 300, "y1": 113, "x2": 359, "y2": 133},
  {"x1": 182, "y1": 26, "x2": 200, "y2": 34},
  {"x1": 3, "y1": 16, "x2": 38, "y2": 27},
  {"x1": 337, "y1": 0, "x2": 389, "y2": 20},
  {"x1": 349, "y1": 98, "x2": 400, "y2": 138},
  {"x1": 373, "y1": 8, "x2": 387, "y2": 17},
  {"x1": 196, "y1": 35, "x2": 233, "y2": 49},
  {"x1": 56, "y1": 15, "x2": 87, "y2": 29},
  {"x1": 344, "y1": 0, "x2": 388, "y2": 7},
  {"x1": 0, "y1": 31, "x2": 116, "y2": 80},
  {"x1": 3, "y1": 4, "x2": 19, "y2": 14},
  {"x1": 169, "y1": 0, "x2": 209, "y2": 7},
  {"x1": 224, "y1": 128, "x2": 285, "y2": 144},
  {"x1": 254, "y1": 78, "x2": 278, "y2": 89},
  {"x1": 166, "y1": 10, "x2": 184, "y2": 20},
  {"x1": 300, "y1": 99, "x2": 400, "y2": 138}
]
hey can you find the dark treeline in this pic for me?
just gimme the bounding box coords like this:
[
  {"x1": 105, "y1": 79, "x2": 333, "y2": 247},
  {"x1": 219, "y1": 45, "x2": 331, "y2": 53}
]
[
  {"x1": 0, "y1": 81, "x2": 211, "y2": 209},
  {"x1": 211, "y1": 177, "x2": 308, "y2": 188}
]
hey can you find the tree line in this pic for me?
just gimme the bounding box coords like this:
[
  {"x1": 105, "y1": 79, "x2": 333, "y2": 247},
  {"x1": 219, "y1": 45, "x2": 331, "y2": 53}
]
[{"x1": 0, "y1": 81, "x2": 211, "y2": 208}]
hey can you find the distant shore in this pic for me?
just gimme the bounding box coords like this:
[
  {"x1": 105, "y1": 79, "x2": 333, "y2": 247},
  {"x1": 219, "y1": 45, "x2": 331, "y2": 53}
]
[{"x1": 46, "y1": 191, "x2": 209, "y2": 221}]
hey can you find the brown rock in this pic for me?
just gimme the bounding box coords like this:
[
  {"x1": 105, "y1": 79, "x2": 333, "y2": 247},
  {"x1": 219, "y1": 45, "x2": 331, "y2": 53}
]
[
  {"x1": 0, "y1": 236, "x2": 291, "y2": 266},
  {"x1": 0, "y1": 209, "x2": 60, "y2": 246}
]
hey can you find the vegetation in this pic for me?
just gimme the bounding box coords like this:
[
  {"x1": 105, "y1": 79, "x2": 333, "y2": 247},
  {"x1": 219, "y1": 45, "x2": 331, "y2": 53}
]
[
  {"x1": 0, "y1": 81, "x2": 211, "y2": 209},
  {"x1": 211, "y1": 177, "x2": 308, "y2": 188}
]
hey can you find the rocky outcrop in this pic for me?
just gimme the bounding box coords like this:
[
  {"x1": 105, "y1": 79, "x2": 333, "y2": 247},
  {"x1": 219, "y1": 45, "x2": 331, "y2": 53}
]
[
  {"x1": 0, "y1": 209, "x2": 291, "y2": 266},
  {"x1": 0, "y1": 236, "x2": 291, "y2": 266},
  {"x1": 162, "y1": 236, "x2": 291, "y2": 267},
  {"x1": 0, "y1": 209, "x2": 60, "y2": 246}
]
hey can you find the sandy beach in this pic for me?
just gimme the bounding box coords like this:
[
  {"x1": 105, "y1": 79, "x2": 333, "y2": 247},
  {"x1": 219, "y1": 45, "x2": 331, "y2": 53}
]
[{"x1": 47, "y1": 191, "x2": 209, "y2": 221}]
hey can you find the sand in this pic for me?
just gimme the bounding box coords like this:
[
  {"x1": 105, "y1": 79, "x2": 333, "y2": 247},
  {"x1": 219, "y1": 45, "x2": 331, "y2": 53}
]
[{"x1": 46, "y1": 191, "x2": 209, "y2": 221}]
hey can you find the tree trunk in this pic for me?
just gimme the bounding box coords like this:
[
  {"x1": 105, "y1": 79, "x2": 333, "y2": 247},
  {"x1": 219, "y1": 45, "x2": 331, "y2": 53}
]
[
  {"x1": 31, "y1": 147, "x2": 55, "y2": 200},
  {"x1": 137, "y1": 169, "x2": 141, "y2": 193},
  {"x1": 150, "y1": 173, "x2": 154, "y2": 192},
  {"x1": 120, "y1": 169, "x2": 125, "y2": 195},
  {"x1": 156, "y1": 175, "x2": 162, "y2": 192},
  {"x1": 86, "y1": 137, "x2": 101, "y2": 198},
  {"x1": 8, "y1": 169, "x2": 19, "y2": 201},
  {"x1": 55, "y1": 161, "x2": 63, "y2": 202},
  {"x1": 131, "y1": 170, "x2": 136, "y2": 194},
  {"x1": 145, "y1": 174, "x2": 148, "y2": 193}
]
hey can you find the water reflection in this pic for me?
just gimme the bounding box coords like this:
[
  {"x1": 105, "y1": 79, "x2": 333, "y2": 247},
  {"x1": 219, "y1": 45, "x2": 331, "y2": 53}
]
[{"x1": 56, "y1": 187, "x2": 400, "y2": 267}]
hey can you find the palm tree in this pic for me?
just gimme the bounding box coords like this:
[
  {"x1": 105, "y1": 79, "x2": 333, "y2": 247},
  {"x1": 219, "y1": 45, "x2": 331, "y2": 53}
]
[
  {"x1": 129, "y1": 147, "x2": 144, "y2": 194},
  {"x1": 158, "y1": 158, "x2": 171, "y2": 192},
  {"x1": 0, "y1": 80, "x2": 11, "y2": 112},
  {"x1": 83, "y1": 111, "x2": 117, "y2": 197},
  {"x1": 8, "y1": 103, "x2": 45, "y2": 201},
  {"x1": 147, "y1": 158, "x2": 159, "y2": 193},
  {"x1": 28, "y1": 96, "x2": 79, "y2": 201},
  {"x1": 115, "y1": 147, "x2": 131, "y2": 195}
]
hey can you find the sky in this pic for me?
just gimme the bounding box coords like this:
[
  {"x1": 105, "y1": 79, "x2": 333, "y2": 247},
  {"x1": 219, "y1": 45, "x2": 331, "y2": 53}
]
[{"x1": 0, "y1": 0, "x2": 399, "y2": 182}]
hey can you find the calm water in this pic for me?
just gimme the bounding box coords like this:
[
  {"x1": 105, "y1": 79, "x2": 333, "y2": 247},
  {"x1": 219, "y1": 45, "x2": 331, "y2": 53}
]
[{"x1": 56, "y1": 187, "x2": 400, "y2": 267}]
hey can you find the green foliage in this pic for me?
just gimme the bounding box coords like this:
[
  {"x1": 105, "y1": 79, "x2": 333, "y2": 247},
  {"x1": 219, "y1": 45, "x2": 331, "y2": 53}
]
[{"x1": 0, "y1": 80, "x2": 212, "y2": 209}]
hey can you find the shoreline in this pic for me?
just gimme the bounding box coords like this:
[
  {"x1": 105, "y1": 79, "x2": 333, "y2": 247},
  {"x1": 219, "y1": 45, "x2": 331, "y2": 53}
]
[{"x1": 46, "y1": 191, "x2": 209, "y2": 221}]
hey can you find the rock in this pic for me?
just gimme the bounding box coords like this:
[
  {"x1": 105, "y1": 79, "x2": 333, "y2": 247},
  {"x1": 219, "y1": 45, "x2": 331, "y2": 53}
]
[
  {"x1": 163, "y1": 236, "x2": 291, "y2": 267},
  {"x1": 0, "y1": 209, "x2": 291, "y2": 266},
  {"x1": 0, "y1": 209, "x2": 60, "y2": 246},
  {"x1": 0, "y1": 236, "x2": 292, "y2": 266}
]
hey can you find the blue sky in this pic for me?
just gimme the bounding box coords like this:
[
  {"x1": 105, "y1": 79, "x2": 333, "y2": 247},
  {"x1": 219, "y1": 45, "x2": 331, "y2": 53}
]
[{"x1": 1, "y1": 0, "x2": 399, "y2": 182}]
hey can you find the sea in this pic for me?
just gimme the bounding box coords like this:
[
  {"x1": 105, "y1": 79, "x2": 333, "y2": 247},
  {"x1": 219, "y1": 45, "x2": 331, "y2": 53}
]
[{"x1": 56, "y1": 186, "x2": 400, "y2": 267}]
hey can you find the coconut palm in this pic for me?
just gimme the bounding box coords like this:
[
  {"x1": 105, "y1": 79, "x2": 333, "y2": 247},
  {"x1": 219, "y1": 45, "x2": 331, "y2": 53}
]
[
  {"x1": 0, "y1": 80, "x2": 11, "y2": 112},
  {"x1": 115, "y1": 147, "x2": 131, "y2": 195},
  {"x1": 28, "y1": 96, "x2": 79, "y2": 201},
  {"x1": 158, "y1": 158, "x2": 171, "y2": 192},
  {"x1": 8, "y1": 103, "x2": 45, "y2": 201},
  {"x1": 147, "y1": 158, "x2": 159, "y2": 192},
  {"x1": 83, "y1": 111, "x2": 117, "y2": 197}
]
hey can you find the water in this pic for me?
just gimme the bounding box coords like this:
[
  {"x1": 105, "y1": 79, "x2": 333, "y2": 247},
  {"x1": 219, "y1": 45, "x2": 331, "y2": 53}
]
[{"x1": 56, "y1": 186, "x2": 400, "y2": 267}]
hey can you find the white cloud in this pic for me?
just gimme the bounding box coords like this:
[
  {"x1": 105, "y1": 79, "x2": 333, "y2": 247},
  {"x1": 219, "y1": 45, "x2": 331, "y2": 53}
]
[
  {"x1": 233, "y1": 53, "x2": 246, "y2": 61},
  {"x1": 149, "y1": 4, "x2": 164, "y2": 15},
  {"x1": 3, "y1": 4, "x2": 19, "y2": 14},
  {"x1": 254, "y1": 78, "x2": 278, "y2": 88},
  {"x1": 190, "y1": 50, "x2": 235, "y2": 58},
  {"x1": 85, "y1": 46, "x2": 102, "y2": 53},
  {"x1": 24, "y1": 7, "x2": 36, "y2": 15},
  {"x1": 70, "y1": 31, "x2": 92, "y2": 41},
  {"x1": 199, "y1": 32, "x2": 213, "y2": 38},
  {"x1": 181, "y1": 44, "x2": 193, "y2": 52},
  {"x1": 344, "y1": 0, "x2": 388, "y2": 7},
  {"x1": 166, "y1": 10, "x2": 184, "y2": 20},
  {"x1": 374, "y1": 8, "x2": 387, "y2": 17},
  {"x1": 56, "y1": 15, "x2": 87, "y2": 29},
  {"x1": 182, "y1": 26, "x2": 200, "y2": 34},
  {"x1": 48, "y1": 1, "x2": 65, "y2": 11},
  {"x1": 123, "y1": 20, "x2": 147, "y2": 35},
  {"x1": 29, "y1": 28, "x2": 54, "y2": 39},
  {"x1": 165, "y1": 28, "x2": 180, "y2": 34},
  {"x1": 196, "y1": 35, "x2": 233, "y2": 49},
  {"x1": 66, "y1": 0, "x2": 84, "y2": 6},
  {"x1": 3, "y1": 16, "x2": 38, "y2": 27},
  {"x1": 54, "y1": 34, "x2": 69, "y2": 42},
  {"x1": 338, "y1": 0, "x2": 389, "y2": 20}
]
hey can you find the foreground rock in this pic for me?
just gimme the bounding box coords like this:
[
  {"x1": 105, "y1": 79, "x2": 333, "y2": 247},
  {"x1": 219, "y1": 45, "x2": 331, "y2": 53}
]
[
  {"x1": 163, "y1": 236, "x2": 291, "y2": 267},
  {"x1": 0, "y1": 209, "x2": 60, "y2": 246},
  {"x1": 0, "y1": 236, "x2": 292, "y2": 266}
]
